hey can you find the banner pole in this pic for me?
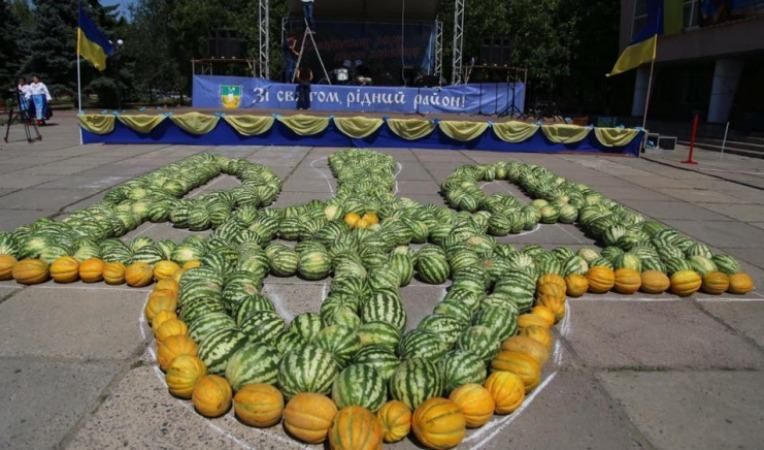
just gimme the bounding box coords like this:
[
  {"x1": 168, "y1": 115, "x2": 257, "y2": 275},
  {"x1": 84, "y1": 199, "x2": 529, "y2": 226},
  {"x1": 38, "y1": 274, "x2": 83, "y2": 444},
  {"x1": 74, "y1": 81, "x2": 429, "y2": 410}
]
[{"x1": 76, "y1": 3, "x2": 83, "y2": 145}]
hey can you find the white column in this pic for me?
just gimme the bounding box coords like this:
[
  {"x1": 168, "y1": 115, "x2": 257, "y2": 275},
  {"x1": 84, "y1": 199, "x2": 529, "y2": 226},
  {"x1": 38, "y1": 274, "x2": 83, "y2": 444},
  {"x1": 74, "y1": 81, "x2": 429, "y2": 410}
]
[
  {"x1": 708, "y1": 59, "x2": 743, "y2": 124},
  {"x1": 631, "y1": 67, "x2": 649, "y2": 117}
]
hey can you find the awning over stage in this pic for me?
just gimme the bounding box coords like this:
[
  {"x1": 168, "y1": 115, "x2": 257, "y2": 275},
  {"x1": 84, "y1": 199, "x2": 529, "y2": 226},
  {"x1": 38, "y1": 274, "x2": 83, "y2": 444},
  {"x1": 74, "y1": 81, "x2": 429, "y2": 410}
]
[
  {"x1": 79, "y1": 113, "x2": 643, "y2": 157},
  {"x1": 288, "y1": 0, "x2": 439, "y2": 21}
]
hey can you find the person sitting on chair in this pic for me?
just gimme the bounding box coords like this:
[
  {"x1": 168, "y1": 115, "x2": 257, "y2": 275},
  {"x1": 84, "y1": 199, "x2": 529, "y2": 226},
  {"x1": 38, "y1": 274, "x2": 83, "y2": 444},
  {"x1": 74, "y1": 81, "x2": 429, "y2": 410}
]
[
  {"x1": 301, "y1": 0, "x2": 315, "y2": 32},
  {"x1": 28, "y1": 75, "x2": 52, "y2": 125},
  {"x1": 283, "y1": 32, "x2": 300, "y2": 82},
  {"x1": 296, "y1": 66, "x2": 314, "y2": 111}
]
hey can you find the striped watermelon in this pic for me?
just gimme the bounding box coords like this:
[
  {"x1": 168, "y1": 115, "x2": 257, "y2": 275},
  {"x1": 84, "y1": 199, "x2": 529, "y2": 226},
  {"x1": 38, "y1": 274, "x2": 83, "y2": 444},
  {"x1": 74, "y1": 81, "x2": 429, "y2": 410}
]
[
  {"x1": 398, "y1": 329, "x2": 448, "y2": 362},
  {"x1": 277, "y1": 343, "x2": 339, "y2": 398},
  {"x1": 416, "y1": 251, "x2": 450, "y2": 284},
  {"x1": 315, "y1": 325, "x2": 362, "y2": 368},
  {"x1": 712, "y1": 255, "x2": 740, "y2": 275},
  {"x1": 457, "y1": 325, "x2": 500, "y2": 362},
  {"x1": 274, "y1": 329, "x2": 305, "y2": 356},
  {"x1": 188, "y1": 312, "x2": 236, "y2": 343},
  {"x1": 224, "y1": 344, "x2": 280, "y2": 390},
  {"x1": 221, "y1": 271, "x2": 262, "y2": 314},
  {"x1": 389, "y1": 357, "x2": 443, "y2": 410},
  {"x1": 332, "y1": 364, "x2": 387, "y2": 412},
  {"x1": 269, "y1": 249, "x2": 299, "y2": 277},
  {"x1": 198, "y1": 328, "x2": 249, "y2": 374},
  {"x1": 234, "y1": 294, "x2": 275, "y2": 326},
  {"x1": 438, "y1": 350, "x2": 487, "y2": 394},
  {"x1": 289, "y1": 313, "x2": 323, "y2": 341},
  {"x1": 357, "y1": 321, "x2": 401, "y2": 350},
  {"x1": 368, "y1": 266, "x2": 401, "y2": 291},
  {"x1": 180, "y1": 298, "x2": 226, "y2": 324},
  {"x1": 298, "y1": 248, "x2": 332, "y2": 280},
  {"x1": 433, "y1": 300, "x2": 473, "y2": 324},
  {"x1": 239, "y1": 310, "x2": 286, "y2": 344},
  {"x1": 352, "y1": 345, "x2": 400, "y2": 381},
  {"x1": 360, "y1": 291, "x2": 407, "y2": 332},
  {"x1": 417, "y1": 314, "x2": 467, "y2": 348}
]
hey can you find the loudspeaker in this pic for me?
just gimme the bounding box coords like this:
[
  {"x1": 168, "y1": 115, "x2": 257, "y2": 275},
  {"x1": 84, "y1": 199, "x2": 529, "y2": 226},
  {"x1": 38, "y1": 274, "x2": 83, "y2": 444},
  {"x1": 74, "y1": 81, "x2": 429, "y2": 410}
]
[
  {"x1": 207, "y1": 30, "x2": 245, "y2": 58},
  {"x1": 479, "y1": 36, "x2": 512, "y2": 66}
]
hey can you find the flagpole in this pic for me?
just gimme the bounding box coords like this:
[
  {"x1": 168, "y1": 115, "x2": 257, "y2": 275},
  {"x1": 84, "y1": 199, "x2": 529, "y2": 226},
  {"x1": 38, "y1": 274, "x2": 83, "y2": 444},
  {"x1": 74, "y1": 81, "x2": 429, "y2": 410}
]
[
  {"x1": 639, "y1": 37, "x2": 657, "y2": 155},
  {"x1": 77, "y1": 1, "x2": 83, "y2": 144}
]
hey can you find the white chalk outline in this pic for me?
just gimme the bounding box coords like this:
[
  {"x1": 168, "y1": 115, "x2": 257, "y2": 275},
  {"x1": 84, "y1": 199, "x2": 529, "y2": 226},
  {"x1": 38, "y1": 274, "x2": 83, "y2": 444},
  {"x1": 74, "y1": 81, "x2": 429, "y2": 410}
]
[{"x1": 309, "y1": 157, "x2": 335, "y2": 194}]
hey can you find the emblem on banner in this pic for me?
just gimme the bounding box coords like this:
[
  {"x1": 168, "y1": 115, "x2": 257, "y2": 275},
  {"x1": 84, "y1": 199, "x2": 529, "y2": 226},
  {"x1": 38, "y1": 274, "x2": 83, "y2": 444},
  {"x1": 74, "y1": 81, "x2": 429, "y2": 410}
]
[{"x1": 220, "y1": 85, "x2": 242, "y2": 109}]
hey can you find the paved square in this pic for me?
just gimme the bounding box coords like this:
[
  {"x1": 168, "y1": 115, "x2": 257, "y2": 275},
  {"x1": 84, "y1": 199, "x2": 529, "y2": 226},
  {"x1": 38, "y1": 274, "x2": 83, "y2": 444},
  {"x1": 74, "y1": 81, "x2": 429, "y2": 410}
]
[{"x1": 1, "y1": 115, "x2": 763, "y2": 449}]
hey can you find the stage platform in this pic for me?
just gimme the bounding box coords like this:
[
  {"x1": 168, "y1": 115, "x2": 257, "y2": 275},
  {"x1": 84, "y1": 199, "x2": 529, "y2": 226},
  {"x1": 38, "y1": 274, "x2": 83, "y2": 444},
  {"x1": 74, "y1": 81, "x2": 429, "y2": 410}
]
[{"x1": 79, "y1": 112, "x2": 643, "y2": 156}]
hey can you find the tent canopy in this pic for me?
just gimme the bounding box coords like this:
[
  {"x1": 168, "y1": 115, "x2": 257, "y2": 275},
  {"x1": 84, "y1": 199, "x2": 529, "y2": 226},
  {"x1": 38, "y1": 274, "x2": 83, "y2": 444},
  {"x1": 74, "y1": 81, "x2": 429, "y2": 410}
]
[{"x1": 288, "y1": 0, "x2": 440, "y2": 22}]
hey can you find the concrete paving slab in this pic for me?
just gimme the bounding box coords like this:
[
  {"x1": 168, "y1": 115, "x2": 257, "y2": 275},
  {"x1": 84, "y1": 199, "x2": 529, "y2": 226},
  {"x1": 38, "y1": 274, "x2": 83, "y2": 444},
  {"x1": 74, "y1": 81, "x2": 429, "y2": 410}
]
[
  {"x1": 697, "y1": 300, "x2": 764, "y2": 348},
  {"x1": 749, "y1": 222, "x2": 764, "y2": 230},
  {"x1": 122, "y1": 222, "x2": 211, "y2": 241},
  {"x1": 396, "y1": 163, "x2": 436, "y2": 181},
  {"x1": 617, "y1": 200, "x2": 734, "y2": 221},
  {"x1": 0, "y1": 173, "x2": 60, "y2": 189},
  {"x1": 0, "y1": 188, "x2": 102, "y2": 211},
  {"x1": 0, "y1": 357, "x2": 121, "y2": 450},
  {"x1": 676, "y1": 219, "x2": 764, "y2": 248},
  {"x1": 563, "y1": 300, "x2": 764, "y2": 369},
  {"x1": 34, "y1": 175, "x2": 128, "y2": 190},
  {"x1": 0, "y1": 286, "x2": 21, "y2": 302},
  {"x1": 472, "y1": 370, "x2": 652, "y2": 450},
  {"x1": 696, "y1": 202, "x2": 764, "y2": 222},
  {"x1": 396, "y1": 180, "x2": 442, "y2": 195},
  {"x1": 63, "y1": 365, "x2": 300, "y2": 450},
  {"x1": 414, "y1": 150, "x2": 473, "y2": 163},
  {"x1": 261, "y1": 282, "x2": 327, "y2": 322},
  {"x1": 281, "y1": 178, "x2": 335, "y2": 193},
  {"x1": 0, "y1": 286, "x2": 148, "y2": 360},
  {"x1": 402, "y1": 193, "x2": 448, "y2": 206},
  {"x1": 497, "y1": 223, "x2": 594, "y2": 246},
  {"x1": 400, "y1": 284, "x2": 447, "y2": 331},
  {"x1": 656, "y1": 187, "x2": 746, "y2": 204},
  {"x1": 597, "y1": 370, "x2": 764, "y2": 450},
  {"x1": 0, "y1": 208, "x2": 56, "y2": 231}
]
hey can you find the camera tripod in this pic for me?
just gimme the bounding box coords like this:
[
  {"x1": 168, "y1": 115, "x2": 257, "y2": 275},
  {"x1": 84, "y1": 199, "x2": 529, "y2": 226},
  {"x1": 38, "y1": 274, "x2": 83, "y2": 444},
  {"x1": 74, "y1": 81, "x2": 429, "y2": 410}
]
[{"x1": 3, "y1": 93, "x2": 42, "y2": 144}]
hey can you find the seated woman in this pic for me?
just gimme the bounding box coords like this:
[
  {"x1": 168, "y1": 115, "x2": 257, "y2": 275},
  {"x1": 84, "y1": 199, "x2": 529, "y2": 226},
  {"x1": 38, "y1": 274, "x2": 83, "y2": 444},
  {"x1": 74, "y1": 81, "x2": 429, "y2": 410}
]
[
  {"x1": 28, "y1": 75, "x2": 52, "y2": 125},
  {"x1": 16, "y1": 77, "x2": 32, "y2": 119}
]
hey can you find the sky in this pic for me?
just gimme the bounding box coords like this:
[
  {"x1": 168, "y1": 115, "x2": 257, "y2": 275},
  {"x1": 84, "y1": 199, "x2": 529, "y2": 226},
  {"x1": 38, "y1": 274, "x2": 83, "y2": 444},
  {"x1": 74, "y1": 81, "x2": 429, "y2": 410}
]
[{"x1": 101, "y1": 0, "x2": 136, "y2": 18}]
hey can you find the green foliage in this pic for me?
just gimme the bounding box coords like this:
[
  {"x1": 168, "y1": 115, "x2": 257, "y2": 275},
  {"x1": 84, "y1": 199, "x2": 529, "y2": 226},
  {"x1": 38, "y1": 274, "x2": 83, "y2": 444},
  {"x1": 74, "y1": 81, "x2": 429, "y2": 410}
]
[{"x1": 0, "y1": 0, "x2": 23, "y2": 91}]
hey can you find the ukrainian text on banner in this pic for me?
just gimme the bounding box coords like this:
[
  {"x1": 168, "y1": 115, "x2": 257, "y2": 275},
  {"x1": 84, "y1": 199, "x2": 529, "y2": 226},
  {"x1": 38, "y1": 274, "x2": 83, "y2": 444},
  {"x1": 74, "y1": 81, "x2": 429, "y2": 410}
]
[{"x1": 192, "y1": 75, "x2": 525, "y2": 115}]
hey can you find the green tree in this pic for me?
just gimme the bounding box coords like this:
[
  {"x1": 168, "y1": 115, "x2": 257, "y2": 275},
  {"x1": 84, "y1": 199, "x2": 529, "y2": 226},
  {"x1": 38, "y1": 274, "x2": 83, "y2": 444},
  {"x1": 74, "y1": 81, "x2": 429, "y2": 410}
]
[
  {"x1": 0, "y1": 0, "x2": 22, "y2": 91},
  {"x1": 25, "y1": 0, "x2": 79, "y2": 98}
]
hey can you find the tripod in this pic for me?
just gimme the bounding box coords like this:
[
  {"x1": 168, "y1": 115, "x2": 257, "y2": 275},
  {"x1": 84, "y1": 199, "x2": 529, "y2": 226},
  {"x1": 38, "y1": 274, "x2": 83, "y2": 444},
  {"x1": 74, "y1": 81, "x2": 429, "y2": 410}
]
[
  {"x1": 292, "y1": 22, "x2": 332, "y2": 85},
  {"x1": 4, "y1": 92, "x2": 42, "y2": 144}
]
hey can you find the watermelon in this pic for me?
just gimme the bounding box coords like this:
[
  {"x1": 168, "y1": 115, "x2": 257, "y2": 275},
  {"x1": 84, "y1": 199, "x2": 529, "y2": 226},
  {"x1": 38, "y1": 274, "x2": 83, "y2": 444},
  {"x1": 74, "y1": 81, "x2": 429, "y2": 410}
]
[
  {"x1": 397, "y1": 329, "x2": 448, "y2": 362},
  {"x1": 224, "y1": 344, "x2": 280, "y2": 390},
  {"x1": 416, "y1": 252, "x2": 450, "y2": 285},
  {"x1": 438, "y1": 350, "x2": 487, "y2": 394},
  {"x1": 332, "y1": 364, "x2": 387, "y2": 412},
  {"x1": 712, "y1": 255, "x2": 740, "y2": 275},
  {"x1": 298, "y1": 248, "x2": 332, "y2": 280},
  {"x1": 357, "y1": 321, "x2": 401, "y2": 349},
  {"x1": 457, "y1": 325, "x2": 501, "y2": 362},
  {"x1": 234, "y1": 294, "x2": 275, "y2": 326},
  {"x1": 277, "y1": 343, "x2": 339, "y2": 398},
  {"x1": 360, "y1": 291, "x2": 407, "y2": 332},
  {"x1": 315, "y1": 325, "x2": 362, "y2": 368},
  {"x1": 188, "y1": 312, "x2": 236, "y2": 343},
  {"x1": 198, "y1": 328, "x2": 250, "y2": 375},
  {"x1": 289, "y1": 313, "x2": 324, "y2": 341},
  {"x1": 389, "y1": 357, "x2": 443, "y2": 410},
  {"x1": 239, "y1": 310, "x2": 286, "y2": 344},
  {"x1": 352, "y1": 345, "x2": 400, "y2": 381},
  {"x1": 417, "y1": 314, "x2": 467, "y2": 348}
]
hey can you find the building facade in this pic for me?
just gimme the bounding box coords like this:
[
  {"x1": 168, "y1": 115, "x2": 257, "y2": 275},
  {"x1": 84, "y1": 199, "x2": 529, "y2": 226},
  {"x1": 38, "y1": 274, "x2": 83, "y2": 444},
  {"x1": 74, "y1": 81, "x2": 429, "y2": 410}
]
[{"x1": 620, "y1": 0, "x2": 764, "y2": 131}]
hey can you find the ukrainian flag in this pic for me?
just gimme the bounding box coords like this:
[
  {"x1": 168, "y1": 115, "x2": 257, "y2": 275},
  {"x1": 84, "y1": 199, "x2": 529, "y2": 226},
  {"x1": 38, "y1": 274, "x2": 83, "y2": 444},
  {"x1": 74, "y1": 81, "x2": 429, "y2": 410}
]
[
  {"x1": 608, "y1": 0, "x2": 668, "y2": 77},
  {"x1": 77, "y1": 5, "x2": 113, "y2": 71}
]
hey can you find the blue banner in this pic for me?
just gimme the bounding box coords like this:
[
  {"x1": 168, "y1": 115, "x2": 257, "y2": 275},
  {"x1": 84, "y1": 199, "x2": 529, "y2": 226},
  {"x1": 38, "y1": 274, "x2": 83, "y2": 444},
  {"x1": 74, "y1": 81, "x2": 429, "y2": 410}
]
[{"x1": 193, "y1": 75, "x2": 526, "y2": 115}]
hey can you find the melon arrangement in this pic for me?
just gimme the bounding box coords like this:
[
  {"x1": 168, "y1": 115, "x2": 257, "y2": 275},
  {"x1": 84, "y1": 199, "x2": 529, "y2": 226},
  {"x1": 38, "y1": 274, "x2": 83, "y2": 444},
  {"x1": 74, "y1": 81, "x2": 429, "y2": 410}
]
[{"x1": 0, "y1": 149, "x2": 756, "y2": 449}]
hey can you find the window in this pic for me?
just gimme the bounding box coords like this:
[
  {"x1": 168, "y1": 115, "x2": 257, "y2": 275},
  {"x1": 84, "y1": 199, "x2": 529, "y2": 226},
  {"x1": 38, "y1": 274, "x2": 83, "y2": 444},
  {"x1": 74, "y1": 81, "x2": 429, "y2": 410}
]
[
  {"x1": 632, "y1": 0, "x2": 648, "y2": 40},
  {"x1": 683, "y1": 0, "x2": 700, "y2": 29}
]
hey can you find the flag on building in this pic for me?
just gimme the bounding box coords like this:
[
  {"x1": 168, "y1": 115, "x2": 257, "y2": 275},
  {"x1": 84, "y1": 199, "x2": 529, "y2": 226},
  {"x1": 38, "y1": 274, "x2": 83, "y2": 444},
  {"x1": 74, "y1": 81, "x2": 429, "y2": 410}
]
[
  {"x1": 77, "y1": 5, "x2": 113, "y2": 71},
  {"x1": 608, "y1": 0, "x2": 679, "y2": 77}
]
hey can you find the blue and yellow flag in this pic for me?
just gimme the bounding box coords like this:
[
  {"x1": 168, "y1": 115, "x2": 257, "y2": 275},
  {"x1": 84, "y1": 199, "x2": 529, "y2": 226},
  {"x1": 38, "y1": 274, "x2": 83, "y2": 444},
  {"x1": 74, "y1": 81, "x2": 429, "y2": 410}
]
[
  {"x1": 77, "y1": 6, "x2": 113, "y2": 71},
  {"x1": 608, "y1": 0, "x2": 666, "y2": 77}
]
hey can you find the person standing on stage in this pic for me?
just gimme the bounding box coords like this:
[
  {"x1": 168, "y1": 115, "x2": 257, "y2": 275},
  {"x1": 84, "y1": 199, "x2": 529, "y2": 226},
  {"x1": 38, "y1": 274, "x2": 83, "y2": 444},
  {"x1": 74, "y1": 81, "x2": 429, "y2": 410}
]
[
  {"x1": 29, "y1": 75, "x2": 52, "y2": 125},
  {"x1": 16, "y1": 77, "x2": 32, "y2": 116},
  {"x1": 296, "y1": 66, "x2": 313, "y2": 110},
  {"x1": 301, "y1": 0, "x2": 315, "y2": 32},
  {"x1": 283, "y1": 32, "x2": 300, "y2": 83}
]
